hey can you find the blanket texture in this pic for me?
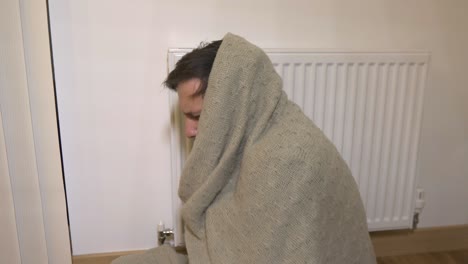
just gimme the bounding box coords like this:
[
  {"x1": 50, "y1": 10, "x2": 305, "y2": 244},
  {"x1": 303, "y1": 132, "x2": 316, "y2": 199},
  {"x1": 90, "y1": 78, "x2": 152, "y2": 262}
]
[{"x1": 113, "y1": 33, "x2": 376, "y2": 264}]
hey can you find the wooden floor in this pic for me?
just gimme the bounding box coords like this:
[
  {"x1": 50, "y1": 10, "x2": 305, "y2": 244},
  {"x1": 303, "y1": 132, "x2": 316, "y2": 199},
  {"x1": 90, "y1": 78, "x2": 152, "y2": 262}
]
[
  {"x1": 73, "y1": 255, "x2": 119, "y2": 264},
  {"x1": 377, "y1": 249, "x2": 468, "y2": 264},
  {"x1": 73, "y1": 249, "x2": 468, "y2": 264}
]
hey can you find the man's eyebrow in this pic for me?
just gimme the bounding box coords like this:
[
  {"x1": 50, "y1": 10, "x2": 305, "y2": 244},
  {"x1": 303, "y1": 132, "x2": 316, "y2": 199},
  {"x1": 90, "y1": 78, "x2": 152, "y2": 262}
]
[{"x1": 190, "y1": 92, "x2": 202, "y2": 98}]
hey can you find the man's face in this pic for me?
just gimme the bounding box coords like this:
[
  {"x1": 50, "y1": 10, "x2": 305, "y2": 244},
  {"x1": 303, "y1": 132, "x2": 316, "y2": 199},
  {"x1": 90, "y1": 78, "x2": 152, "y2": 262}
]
[{"x1": 177, "y1": 78, "x2": 204, "y2": 138}]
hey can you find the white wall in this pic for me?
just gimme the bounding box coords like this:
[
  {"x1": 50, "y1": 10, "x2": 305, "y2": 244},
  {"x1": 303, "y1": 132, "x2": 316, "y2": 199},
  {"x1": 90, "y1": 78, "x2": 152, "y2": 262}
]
[{"x1": 49, "y1": 0, "x2": 468, "y2": 255}]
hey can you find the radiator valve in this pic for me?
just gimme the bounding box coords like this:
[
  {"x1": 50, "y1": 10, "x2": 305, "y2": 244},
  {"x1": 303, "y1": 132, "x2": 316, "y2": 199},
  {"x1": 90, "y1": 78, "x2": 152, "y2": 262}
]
[
  {"x1": 413, "y1": 188, "x2": 425, "y2": 230},
  {"x1": 158, "y1": 221, "x2": 174, "y2": 245}
]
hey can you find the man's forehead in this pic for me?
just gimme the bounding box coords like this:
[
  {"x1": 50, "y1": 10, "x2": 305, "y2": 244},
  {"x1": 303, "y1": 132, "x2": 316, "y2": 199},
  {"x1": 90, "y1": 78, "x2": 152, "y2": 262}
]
[
  {"x1": 177, "y1": 78, "x2": 201, "y2": 97},
  {"x1": 177, "y1": 79, "x2": 204, "y2": 114}
]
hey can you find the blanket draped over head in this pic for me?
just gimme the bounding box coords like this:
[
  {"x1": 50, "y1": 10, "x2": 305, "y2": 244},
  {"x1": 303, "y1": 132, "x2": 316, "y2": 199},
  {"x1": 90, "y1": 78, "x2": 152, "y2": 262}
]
[{"x1": 113, "y1": 33, "x2": 376, "y2": 264}]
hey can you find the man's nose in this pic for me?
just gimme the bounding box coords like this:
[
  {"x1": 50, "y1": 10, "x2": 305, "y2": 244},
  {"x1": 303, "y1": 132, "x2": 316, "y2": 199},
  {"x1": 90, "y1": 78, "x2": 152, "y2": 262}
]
[{"x1": 185, "y1": 118, "x2": 198, "y2": 138}]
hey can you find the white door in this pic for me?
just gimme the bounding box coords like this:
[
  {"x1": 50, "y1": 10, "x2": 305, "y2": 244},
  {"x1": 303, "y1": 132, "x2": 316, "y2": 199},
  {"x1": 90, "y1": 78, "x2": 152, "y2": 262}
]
[{"x1": 0, "y1": 0, "x2": 72, "y2": 263}]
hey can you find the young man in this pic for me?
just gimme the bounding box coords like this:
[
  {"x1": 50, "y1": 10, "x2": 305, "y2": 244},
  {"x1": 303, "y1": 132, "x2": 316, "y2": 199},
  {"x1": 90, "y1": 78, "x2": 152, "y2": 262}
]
[{"x1": 114, "y1": 33, "x2": 376, "y2": 264}]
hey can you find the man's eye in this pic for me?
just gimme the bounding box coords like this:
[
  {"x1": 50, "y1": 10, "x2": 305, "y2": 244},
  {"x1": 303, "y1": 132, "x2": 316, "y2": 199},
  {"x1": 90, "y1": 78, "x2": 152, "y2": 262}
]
[{"x1": 186, "y1": 114, "x2": 200, "y2": 120}]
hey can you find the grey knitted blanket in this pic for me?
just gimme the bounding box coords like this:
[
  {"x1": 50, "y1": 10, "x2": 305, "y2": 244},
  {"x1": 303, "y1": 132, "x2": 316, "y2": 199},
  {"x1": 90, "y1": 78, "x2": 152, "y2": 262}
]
[{"x1": 113, "y1": 33, "x2": 376, "y2": 264}]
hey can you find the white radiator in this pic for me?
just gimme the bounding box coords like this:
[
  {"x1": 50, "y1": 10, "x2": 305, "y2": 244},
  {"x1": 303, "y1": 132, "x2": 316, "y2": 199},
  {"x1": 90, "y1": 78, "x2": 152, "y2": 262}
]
[{"x1": 168, "y1": 49, "x2": 430, "y2": 244}]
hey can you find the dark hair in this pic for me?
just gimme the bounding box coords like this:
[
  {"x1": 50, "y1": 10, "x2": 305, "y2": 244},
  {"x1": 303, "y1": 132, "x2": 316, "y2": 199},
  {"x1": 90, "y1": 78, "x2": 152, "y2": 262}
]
[{"x1": 164, "y1": 40, "x2": 222, "y2": 96}]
